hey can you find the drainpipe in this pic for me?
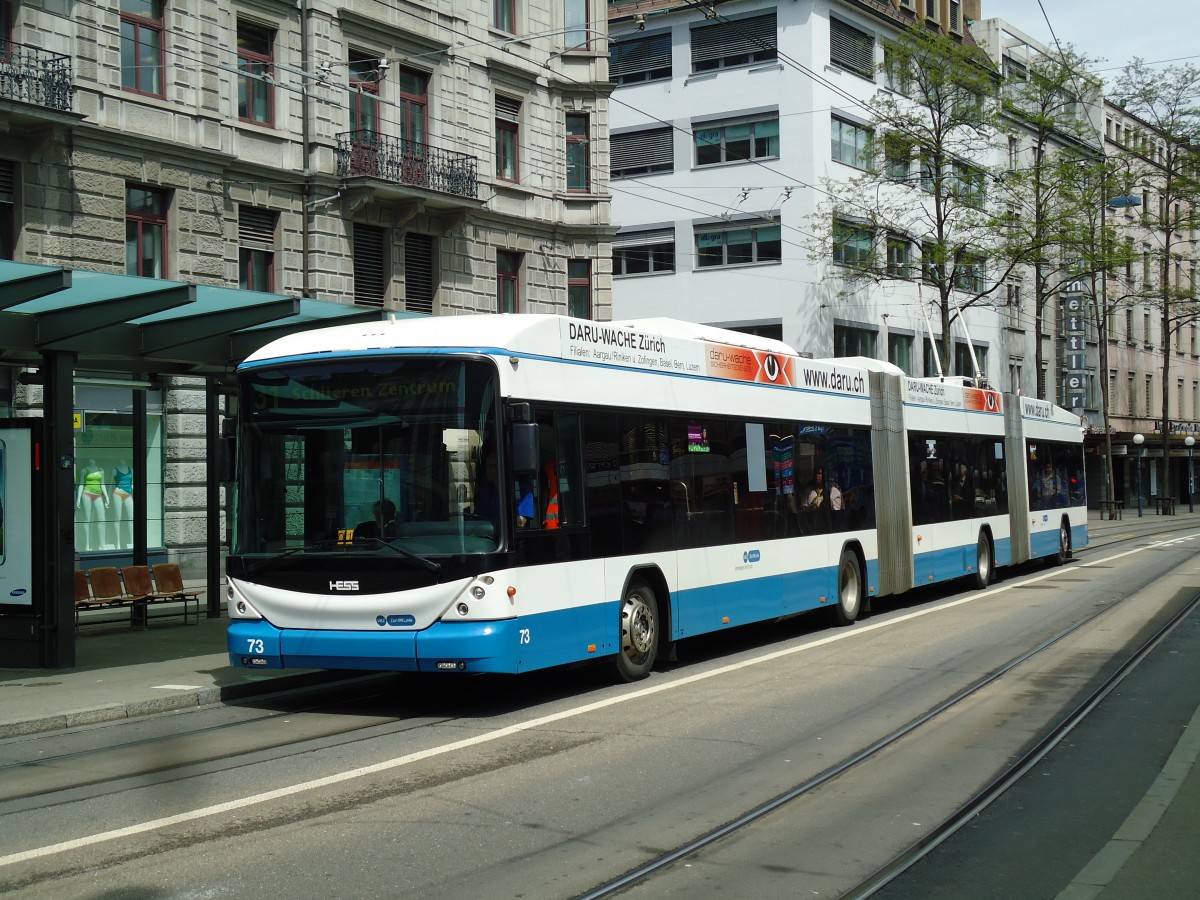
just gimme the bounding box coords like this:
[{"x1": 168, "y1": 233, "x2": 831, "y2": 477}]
[{"x1": 301, "y1": 0, "x2": 312, "y2": 298}]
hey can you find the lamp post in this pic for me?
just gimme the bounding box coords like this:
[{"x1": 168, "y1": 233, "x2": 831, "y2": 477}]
[
  {"x1": 1187, "y1": 436, "x2": 1195, "y2": 513},
  {"x1": 1133, "y1": 433, "x2": 1145, "y2": 517}
]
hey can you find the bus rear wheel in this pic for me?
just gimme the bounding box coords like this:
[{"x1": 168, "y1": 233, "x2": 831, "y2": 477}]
[
  {"x1": 971, "y1": 531, "x2": 993, "y2": 590},
  {"x1": 614, "y1": 582, "x2": 659, "y2": 682},
  {"x1": 834, "y1": 550, "x2": 863, "y2": 626}
]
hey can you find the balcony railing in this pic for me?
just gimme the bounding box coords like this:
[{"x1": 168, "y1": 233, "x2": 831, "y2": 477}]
[
  {"x1": 0, "y1": 41, "x2": 73, "y2": 112},
  {"x1": 336, "y1": 131, "x2": 478, "y2": 200}
]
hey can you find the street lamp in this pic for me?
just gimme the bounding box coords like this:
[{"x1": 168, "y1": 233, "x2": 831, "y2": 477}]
[
  {"x1": 1187, "y1": 436, "x2": 1195, "y2": 513},
  {"x1": 1133, "y1": 433, "x2": 1145, "y2": 517}
]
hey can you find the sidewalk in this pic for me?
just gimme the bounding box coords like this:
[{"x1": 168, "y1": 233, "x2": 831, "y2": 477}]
[
  {"x1": 1, "y1": 510, "x2": 1197, "y2": 898},
  {"x1": 0, "y1": 604, "x2": 339, "y2": 738}
]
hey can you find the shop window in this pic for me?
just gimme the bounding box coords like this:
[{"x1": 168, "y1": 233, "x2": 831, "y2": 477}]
[{"x1": 73, "y1": 386, "x2": 165, "y2": 553}]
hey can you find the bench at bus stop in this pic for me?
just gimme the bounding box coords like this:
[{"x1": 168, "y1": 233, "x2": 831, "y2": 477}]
[
  {"x1": 74, "y1": 564, "x2": 204, "y2": 631},
  {"x1": 1098, "y1": 499, "x2": 1123, "y2": 520},
  {"x1": 1151, "y1": 494, "x2": 1177, "y2": 515}
]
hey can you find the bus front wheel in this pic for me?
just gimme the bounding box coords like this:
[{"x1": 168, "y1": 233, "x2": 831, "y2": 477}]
[
  {"x1": 614, "y1": 582, "x2": 659, "y2": 682},
  {"x1": 835, "y1": 550, "x2": 863, "y2": 626}
]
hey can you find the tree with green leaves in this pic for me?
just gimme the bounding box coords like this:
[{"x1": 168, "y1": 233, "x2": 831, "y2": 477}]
[
  {"x1": 992, "y1": 45, "x2": 1108, "y2": 400},
  {"x1": 811, "y1": 24, "x2": 1016, "y2": 377},
  {"x1": 1109, "y1": 61, "x2": 1200, "y2": 502}
]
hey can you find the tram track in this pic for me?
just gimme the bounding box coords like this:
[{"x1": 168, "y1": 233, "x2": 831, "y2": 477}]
[{"x1": 576, "y1": 525, "x2": 1200, "y2": 900}]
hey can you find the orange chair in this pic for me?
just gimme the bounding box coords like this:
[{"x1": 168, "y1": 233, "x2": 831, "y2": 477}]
[{"x1": 88, "y1": 567, "x2": 138, "y2": 605}]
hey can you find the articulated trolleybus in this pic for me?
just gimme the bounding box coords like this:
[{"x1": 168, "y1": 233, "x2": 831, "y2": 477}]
[{"x1": 227, "y1": 315, "x2": 1087, "y2": 681}]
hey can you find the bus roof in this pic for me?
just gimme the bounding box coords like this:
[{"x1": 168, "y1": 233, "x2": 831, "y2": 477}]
[{"x1": 242, "y1": 313, "x2": 801, "y2": 365}]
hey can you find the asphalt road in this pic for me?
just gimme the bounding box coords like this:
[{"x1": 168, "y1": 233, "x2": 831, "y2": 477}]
[{"x1": 1, "y1": 527, "x2": 1196, "y2": 899}]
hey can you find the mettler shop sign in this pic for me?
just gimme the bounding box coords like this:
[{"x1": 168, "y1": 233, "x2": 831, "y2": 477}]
[{"x1": 1062, "y1": 283, "x2": 1088, "y2": 410}]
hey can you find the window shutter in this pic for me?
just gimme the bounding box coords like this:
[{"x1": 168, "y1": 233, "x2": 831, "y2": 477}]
[
  {"x1": 830, "y1": 18, "x2": 874, "y2": 78},
  {"x1": 691, "y1": 13, "x2": 776, "y2": 66},
  {"x1": 495, "y1": 95, "x2": 521, "y2": 122},
  {"x1": 353, "y1": 224, "x2": 388, "y2": 307},
  {"x1": 0, "y1": 161, "x2": 15, "y2": 200},
  {"x1": 613, "y1": 228, "x2": 674, "y2": 248},
  {"x1": 611, "y1": 33, "x2": 672, "y2": 79},
  {"x1": 238, "y1": 207, "x2": 276, "y2": 250},
  {"x1": 611, "y1": 128, "x2": 673, "y2": 176},
  {"x1": 404, "y1": 232, "x2": 435, "y2": 314}
]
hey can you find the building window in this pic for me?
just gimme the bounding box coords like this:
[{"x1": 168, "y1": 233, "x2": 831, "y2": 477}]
[
  {"x1": 0, "y1": 159, "x2": 14, "y2": 260},
  {"x1": 495, "y1": 95, "x2": 521, "y2": 182},
  {"x1": 886, "y1": 234, "x2": 913, "y2": 278},
  {"x1": 883, "y1": 43, "x2": 912, "y2": 95},
  {"x1": 695, "y1": 116, "x2": 778, "y2": 166},
  {"x1": 125, "y1": 184, "x2": 167, "y2": 278},
  {"x1": 353, "y1": 224, "x2": 388, "y2": 307},
  {"x1": 954, "y1": 252, "x2": 986, "y2": 293},
  {"x1": 567, "y1": 259, "x2": 591, "y2": 318},
  {"x1": 888, "y1": 333, "x2": 913, "y2": 374},
  {"x1": 832, "y1": 116, "x2": 872, "y2": 169},
  {"x1": 1008, "y1": 136, "x2": 1020, "y2": 171},
  {"x1": 829, "y1": 17, "x2": 874, "y2": 79},
  {"x1": 121, "y1": 0, "x2": 164, "y2": 97},
  {"x1": 493, "y1": 0, "x2": 514, "y2": 32},
  {"x1": 349, "y1": 52, "x2": 380, "y2": 132},
  {"x1": 691, "y1": 12, "x2": 777, "y2": 72},
  {"x1": 566, "y1": 113, "x2": 589, "y2": 192},
  {"x1": 564, "y1": 0, "x2": 590, "y2": 50},
  {"x1": 611, "y1": 127, "x2": 673, "y2": 178},
  {"x1": 404, "y1": 233, "x2": 436, "y2": 314},
  {"x1": 396, "y1": 67, "x2": 428, "y2": 147},
  {"x1": 1005, "y1": 280, "x2": 1023, "y2": 329},
  {"x1": 695, "y1": 220, "x2": 781, "y2": 268},
  {"x1": 497, "y1": 251, "x2": 521, "y2": 313},
  {"x1": 955, "y1": 342, "x2": 982, "y2": 378},
  {"x1": 883, "y1": 132, "x2": 912, "y2": 181},
  {"x1": 834, "y1": 324, "x2": 877, "y2": 358},
  {"x1": 238, "y1": 207, "x2": 276, "y2": 291},
  {"x1": 833, "y1": 218, "x2": 873, "y2": 267},
  {"x1": 952, "y1": 162, "x2": 986, "y2": 208},
  {"x1": 919, "y1": 147, "x2": 937, "y2": 192},
  {"x1": 611, "y1": 32, "x2": 671, "y2": 84},
  {"x1": 237, "y1": 21, "x2": 274, "y2": 126},
  {"x1": 921, "y1": 240, "x2": 940, "y2": 283},
  {"x1": 614, "y1": 229, "x2": 675, "y2": 276},
  {"x1": 1128, "y1": 372, "x2": 1136, "y2": 416}
]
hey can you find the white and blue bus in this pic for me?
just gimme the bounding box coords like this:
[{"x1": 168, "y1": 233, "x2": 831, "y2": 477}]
[{"x1": 227, "y1": 315, "x2": 1087, "y2": 681}]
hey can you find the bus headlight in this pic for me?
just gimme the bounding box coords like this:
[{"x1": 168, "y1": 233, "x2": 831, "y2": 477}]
[
  {"x1": 471, "y1": 586, "x2": 486, "y2": 600},
  {"x1": 456, "y1": 602, "x2": 470, "y2": 616}
]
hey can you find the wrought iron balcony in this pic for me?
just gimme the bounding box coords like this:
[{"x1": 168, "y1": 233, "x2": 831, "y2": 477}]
[
  {"x1": 336, "y1": 131, "x2": 478, "y2": 200},
  {"x1": 0, "y1": 41, "x2": 73, "y2": 112}
]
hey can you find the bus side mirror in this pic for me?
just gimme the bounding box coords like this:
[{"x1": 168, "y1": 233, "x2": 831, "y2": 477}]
[{"x1": 511, "y1": 423, "x2": 540, "y2": 475}]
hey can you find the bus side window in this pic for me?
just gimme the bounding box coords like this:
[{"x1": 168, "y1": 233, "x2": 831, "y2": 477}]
[{"x1": 532, "y1": 410, "x2": 584, "y2": 529}]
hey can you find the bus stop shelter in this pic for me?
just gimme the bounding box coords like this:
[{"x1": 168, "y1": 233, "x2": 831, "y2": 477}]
[{"x1": 0, "y1": 260, "x2": 400, "y2": 668}]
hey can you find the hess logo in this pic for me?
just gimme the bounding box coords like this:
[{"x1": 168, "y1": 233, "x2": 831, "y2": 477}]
[{"x1": 329, "y1": 580, "x2": 360, "y2": 591}]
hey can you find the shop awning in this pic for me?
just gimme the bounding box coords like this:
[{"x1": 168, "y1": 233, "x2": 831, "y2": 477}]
[{"x1": 0, "y1": 261, "x2": 411, "y2": 376}]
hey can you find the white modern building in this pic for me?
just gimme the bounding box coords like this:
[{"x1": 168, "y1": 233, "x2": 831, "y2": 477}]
[{"x1": 607, "y1": 0, "x2": 1009, "y2": 386}]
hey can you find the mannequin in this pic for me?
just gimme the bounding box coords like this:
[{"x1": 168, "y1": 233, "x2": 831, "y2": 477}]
[
  {"x1": 76, "y1": 459, "x2": 109, "y2": 551},
  {"x1": 111, "y1": 459, "x2": 134, "y2": 548}
]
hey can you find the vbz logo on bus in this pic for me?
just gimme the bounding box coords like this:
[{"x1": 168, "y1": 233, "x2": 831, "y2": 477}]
[{"x1": 743, "y1": 549, "x2": 761, "y2": 564}]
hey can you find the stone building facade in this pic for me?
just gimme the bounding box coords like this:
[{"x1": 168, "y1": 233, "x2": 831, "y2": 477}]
[{"x1": 1, "y1": 0, "x2": 613, "y2": 575}]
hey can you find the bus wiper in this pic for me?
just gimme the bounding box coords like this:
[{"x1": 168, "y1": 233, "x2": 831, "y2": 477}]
[
  {"x1": 246, "y1": 540, "x2": 342, "y2": 573},
  {"x1": 355, "y1": 538, "x2": 442, "y2": 574}
]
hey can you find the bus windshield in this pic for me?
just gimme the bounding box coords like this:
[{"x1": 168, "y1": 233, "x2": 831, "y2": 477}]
[{"x1": 233, "y1": 356, "x2": 502, "y2": 560}]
